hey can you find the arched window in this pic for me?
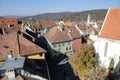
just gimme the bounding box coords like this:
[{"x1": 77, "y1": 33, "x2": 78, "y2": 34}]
[{"x1": 104, "y1": 42, "x2": 108, "y2": 57}]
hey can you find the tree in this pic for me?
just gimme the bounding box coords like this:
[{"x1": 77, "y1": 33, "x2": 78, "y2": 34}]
[{"x1": 69, "y1": 45, "x2": 96, "y2": 78}]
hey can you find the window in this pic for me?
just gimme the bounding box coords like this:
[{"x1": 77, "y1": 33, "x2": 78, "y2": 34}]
[
  {"x1": 59, "y1": 44, "x2": 61, "y2": 47},
  {"x1": 58, "y1": 49, "x2": 61, "y2": 52},
  {"x1": 68, "y1": 42, "x2": 70, "y2": 45},
  {"x1": 39, "y1": 28, "x2": 41, "y2": 31},
  {"x1": 40, "y1": 53, "x2": 43, "y2": 56},
  {"x1": 66, "y1": 47, "x2": 68, "y2": 51},
  {"x1": 62, "y1": 43, "x2": 64, "y2": 46},
  {"x1": 69, "y1": 47, "x2": 71, "y2": 50},
  {"x1": 53, "y1": 44, "x2": 57, "y2": 48},
  {"x1": 104, "y1": 42, "x2": 108, "y2": 57}
]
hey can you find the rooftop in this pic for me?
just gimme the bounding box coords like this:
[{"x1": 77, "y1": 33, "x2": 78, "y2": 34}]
[
  {"x1": 45, "y1": 26, "x2": 81, "y2": 43},
  {"x1": 0, "y1": 33, "x2": 46, "y2": 61},
  {"x1": 99, "y1": 8, "x2": 120, "y2": 40}
]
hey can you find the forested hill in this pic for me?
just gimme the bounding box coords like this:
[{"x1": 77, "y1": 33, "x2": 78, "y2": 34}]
[{"x1": 20, "y1": 9, "x2": 108, "y2": 22}]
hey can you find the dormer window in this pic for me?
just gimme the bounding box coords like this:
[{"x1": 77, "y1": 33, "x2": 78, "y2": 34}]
[
  {"x1": 4, "y1": 45, "x2": 9, "y2": 48},
  {"x1": 7, "y1": 51, "x2": 13, "y2": 59}
]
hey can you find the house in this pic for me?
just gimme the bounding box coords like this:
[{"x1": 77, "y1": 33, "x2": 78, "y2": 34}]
[
  {"x1": 45, "y1": 26, "x2": 81, "y2": 58},
  {"x1": 0, "y1": 54, "x2": 49, "y2": 80},
  {"x1": 0, "y1": 53, "x2": 25, "y2": 80},
  {"x1": 31, "y1": 20, "x2": 55, "y2": 35},
  {"x1": 94, "y1": 8, "x2": 120, "y2": 72},
  {"x1": 0, "y1": 18, "x2": 20, "y2": 34},
  {"x1": 0, "y1": 33, "x2": 46, "y2": 65},
  {"x1": 61, "y1": 21, "x2": 74, "y2": 27}
]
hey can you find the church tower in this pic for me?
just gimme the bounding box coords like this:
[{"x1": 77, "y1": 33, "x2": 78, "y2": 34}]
[{"x1": 87, "y1": 13, "x2": 90, "y2": 24}]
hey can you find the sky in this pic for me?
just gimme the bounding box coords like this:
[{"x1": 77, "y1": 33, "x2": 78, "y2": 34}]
[{"x1": 0, "y1": 0, "x2": 120, "y2": 16}]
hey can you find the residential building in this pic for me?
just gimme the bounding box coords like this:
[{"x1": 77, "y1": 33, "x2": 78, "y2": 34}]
[
  {"x1": 31, "y1": 20, "x2": 55, "y2": 35},
  {"x1": 45, "y1": 25, "x2": 81, "y2": 58},
  {"x1": 0, "y1": 33, "x2": 46, "y2": 65},
  {"x1": 0, "y1": 18, "x2": 20, "y2": 34},
  {"x1": 0, "y1": 54, "x2": 49, "y2": 80},
  {"x1": 94, "y1": 8, "x2": 120, "y2": 72}
]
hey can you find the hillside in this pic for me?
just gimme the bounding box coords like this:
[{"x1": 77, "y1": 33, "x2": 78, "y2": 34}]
[{"x1": 19, "y1": 9, "x2": 108, "y2": 22}]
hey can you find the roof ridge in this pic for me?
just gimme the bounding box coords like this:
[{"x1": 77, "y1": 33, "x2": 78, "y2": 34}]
[{"x1": 99, "y1": 8, "x2": 110, "y2": 36}]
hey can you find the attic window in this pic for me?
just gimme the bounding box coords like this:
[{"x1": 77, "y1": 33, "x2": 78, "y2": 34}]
[
  {"x1": 10, "y1": 24, "x2": 14, "y2": 27},
  {"x1": 4, "y1": 45, "x2": 9, "y2": 48}
]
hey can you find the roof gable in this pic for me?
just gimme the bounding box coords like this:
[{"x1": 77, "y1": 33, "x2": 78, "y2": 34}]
[
  {"x1": 45, "y1": 26, "x2": 81, "y2": 43},
  {"x1": 0, "y1": 33, "x2": 46, "y2": 61},
  {"x1": 99, "y1": 8, "x2": 120, "y2": 40},
  {"x1": 0, "y1": 58, "x2": 25, "y2": 71},
  {"x1": 45, "y1": 27, "x2": 71, "y2": 43}
]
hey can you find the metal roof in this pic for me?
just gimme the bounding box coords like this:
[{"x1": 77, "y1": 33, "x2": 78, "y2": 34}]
[{"x1": 0, "y1": 58, "x2": 25, "y2": 70}]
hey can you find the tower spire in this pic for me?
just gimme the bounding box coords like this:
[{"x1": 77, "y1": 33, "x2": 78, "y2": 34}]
[{"x1": 87, "y1": 13, "x2": 90, "y2": 24}]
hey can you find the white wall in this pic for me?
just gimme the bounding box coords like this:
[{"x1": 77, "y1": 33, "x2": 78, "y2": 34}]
[{"x1": 94, "y1": 38, "x2": 120, "y2": 70}]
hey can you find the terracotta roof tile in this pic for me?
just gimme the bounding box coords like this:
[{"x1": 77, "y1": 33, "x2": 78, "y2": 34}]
[
  {"x1": 32, "y1": 20, "x2": 55, "y2": 29},
  {"x1": 45, "y1": 27, "x2": 71, "y2": 43},
  {"x1": 72, "y1": 39, "x2": 82, "y2": 52},
  {"x1": 19, "y1": 34, "x2": 46, "y2": 56},
  {"x1": 1, "y1": 75, "x2": 23, "y2": 80},
  {"x1": 62, "y1": 21, "x2": 73, "y2": 27},
  {"x1": 0, "y1": 33, "x2": 46, "y2": 61},
  {"x1": 1, "y1": 76, "x2": 8, "y2": 80},
  {"x1": 0, "y1": 18, "x2": 21, "y2": 34},
  {"x1": 68, "y1": 26, "x2": 81, "y2": 39},
  {"x1": 100, "y1": 8, "x2": 120, "y2": 40},
  {"x1": 45, "y1": 26, "x2": 81, "y2": 44},
  {"x1": 0, "y1": 18, "x2": 18, "y2": 29},
  {"x1": 16, "y1": 75, "x2": 24, "y2": 80}
]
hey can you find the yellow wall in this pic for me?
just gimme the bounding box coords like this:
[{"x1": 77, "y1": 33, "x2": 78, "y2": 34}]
[
  {"x1": 0, "y1": 61, "x2": 4, "y2": 66},
  {"x1": 27, "y1": 53, "x2": 45, "y2": 59}
]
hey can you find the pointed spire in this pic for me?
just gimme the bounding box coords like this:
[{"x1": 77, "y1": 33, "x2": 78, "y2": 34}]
[{"x1": 87, "y1": 13, "x2": 90, "y2": 24}]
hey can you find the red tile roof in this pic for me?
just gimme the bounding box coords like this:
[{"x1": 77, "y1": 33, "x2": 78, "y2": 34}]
[
  {"x1": 68, "y1": 26, "x2": 81, "y2": 39},
  {"x1": 45, "y1": 27, "x2": 71, "y2": 43},
  {"x1": 1, "y1": 75, "x2": 8, "y2": 80},
  {"x1": 16, "y1": 75, "x2": 24, "y2": 80},
  {"x1": 72, "y1": 39, "x2": 82, "y2": 52},
  {"x1": 0, "y1": 18, "x2": 21, "y2": 34},
  {"x1": 0, "y1": 33, "x2": 46, "y2": 61},
  {"x1": 39, "y1": 20, "x2": 55, "y2": 28},
  {"x1": 1, "y1": 75, "x2": 23, "y2": 80},
  {"x1": 99, "y1": 8, "x2": 120, "y2": 40},
  {"x1": 45, "y1": 26, "x2": 81, "y2": 43},
  {"x1": 0, "y1": 18, "x2": 18, "y2": 29},
  {"x1": 62, "y1": 22, "x2": 73, "y2": 27},
  {"x1": 32, "y1": 20, "x2": 55, "y2": 29}
]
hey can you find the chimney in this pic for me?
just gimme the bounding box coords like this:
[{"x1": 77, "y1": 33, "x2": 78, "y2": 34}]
[
  {"x1": 21, "y1": 23, "x2": 24, "y2": 32},
  {"x1": 32, "y1": 37, "x2": 35, "y2": 42},
  {"x1": 6, "y1": 67, "x2": 15, "y2": 80},
  {"x1": 7, "y1": 51, "x2": 13, "y2": 59},
  {"x1": 2, "y1": 28, "x2": 5, "y2": 34},
  {"x1": 8, "y1": 23, "x2": 10, "y2": 28}
]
